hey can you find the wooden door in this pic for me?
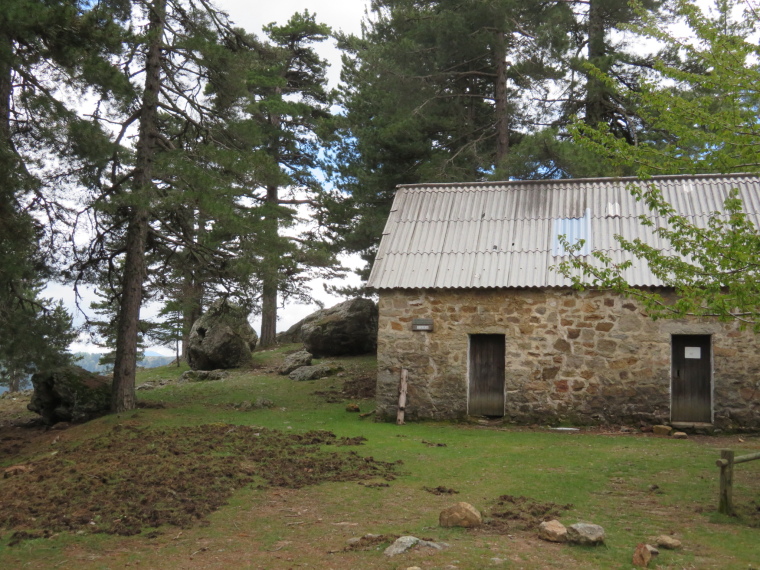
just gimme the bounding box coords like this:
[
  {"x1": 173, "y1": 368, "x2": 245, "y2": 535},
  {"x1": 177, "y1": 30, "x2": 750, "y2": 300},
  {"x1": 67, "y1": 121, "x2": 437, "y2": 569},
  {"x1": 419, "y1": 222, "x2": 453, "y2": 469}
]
[
  {"x1": 468, "y1": 334, "x2": 505, "y2": 417},
  {"x1": 671, "y1": 335, "x2": 712, "y2": 423}
]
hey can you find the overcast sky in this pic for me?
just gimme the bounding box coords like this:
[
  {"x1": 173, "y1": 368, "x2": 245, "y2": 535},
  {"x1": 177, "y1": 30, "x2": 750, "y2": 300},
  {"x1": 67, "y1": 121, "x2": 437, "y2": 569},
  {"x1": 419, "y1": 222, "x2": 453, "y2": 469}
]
[
  {"x1": 59, "y1": 0, "x2": 372, "y2": 354},
  {"x1": 217, "y1": 0, "x2": 370, "y2": 88}
]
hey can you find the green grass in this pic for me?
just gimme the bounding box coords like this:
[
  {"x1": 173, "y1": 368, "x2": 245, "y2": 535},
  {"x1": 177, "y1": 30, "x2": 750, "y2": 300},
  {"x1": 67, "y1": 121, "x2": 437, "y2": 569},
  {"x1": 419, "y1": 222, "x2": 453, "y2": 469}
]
[{"x1": 1, "y1": 346, "x2": 758, "y2": 569}]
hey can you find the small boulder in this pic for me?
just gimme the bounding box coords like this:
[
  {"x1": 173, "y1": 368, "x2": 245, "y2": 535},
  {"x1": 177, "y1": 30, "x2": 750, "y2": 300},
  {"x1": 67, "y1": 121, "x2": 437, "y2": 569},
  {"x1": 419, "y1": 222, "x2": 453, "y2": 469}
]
[
  {"x1": 28, "y1": 365, "x2": 110, "y2": 425},
  {"x1": 187, "y1": 300, "x2": 257, "y2": 370},
  {"x1": 254, "y1": 397, "x2": 275, "y2": 409},
  {"x1": 653, "y1": 425, "x2": 673, "y2": 436},
  {"x1": 655, "y1": 535, "x2": 682, "y2": 550},
  {"x1": 288, "y1": 364, "x2": 338, "y2": 382},
  {"x1": 278, "y1": 350, "x2": 313, "y2": 375},
  {"x1": 383, "y1": 536, "x2": 448, "y2": 557},
  {"x1": 672, "y1": 431, "x2": 688, "y2": 439},
  {"x1": 301, "y1": 298, "x2": 378, "y2": 357},
  {"x1": 567, "y1": 523, "x2": 605, "y2": 545},
  {"x1": 181, "y1": 369, "x2": 229, "y2": 382},
  {"x1": 439, "y1": 502, "x2": 482, "y2": 528},
  {"x1": 538, "y1": 519, "x2": 568, "y2": 543},
  {"x1": 633, "y1": 543, "x2": 659, "y2": 567},
  {"x1": 384, "y1": 536, "x2": 420, "y2": 557}
]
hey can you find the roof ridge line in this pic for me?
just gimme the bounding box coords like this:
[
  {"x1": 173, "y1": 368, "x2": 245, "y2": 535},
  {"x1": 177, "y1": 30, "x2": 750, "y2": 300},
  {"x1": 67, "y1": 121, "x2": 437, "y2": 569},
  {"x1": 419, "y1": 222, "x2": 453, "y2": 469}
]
[{"x1": 397, "y1": 172, "x2": 759, "y2": 190}]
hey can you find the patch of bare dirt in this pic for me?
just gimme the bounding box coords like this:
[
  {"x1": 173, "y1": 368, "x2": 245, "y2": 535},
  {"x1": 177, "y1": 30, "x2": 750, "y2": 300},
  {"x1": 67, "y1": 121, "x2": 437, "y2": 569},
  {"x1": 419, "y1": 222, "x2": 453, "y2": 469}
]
[
  {"x1": 483, "y1": 495, "x2": 573, "y2": 533},
  {"x1": 312, "y1": 374, "x2": 376, "y2": 403},
  {"x1": 0, "y1": 424, "x2": 400, "y2": 543},
  {"x1": 343, "y1": 533, "x2": 399, "y2": 551},
  {"x1": 732, "y1": 499, "x2": 760, "y2": 528},
  {"x1": 423, "y1": 486, "x2": 459, "y2": 495}
]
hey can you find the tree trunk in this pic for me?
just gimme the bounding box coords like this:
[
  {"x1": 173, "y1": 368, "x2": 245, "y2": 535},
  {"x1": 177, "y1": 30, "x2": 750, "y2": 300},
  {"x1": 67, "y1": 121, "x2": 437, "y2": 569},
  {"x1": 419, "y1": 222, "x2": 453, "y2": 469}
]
[
  {"x1": 0, "y1": 33, "x2": 10, "y2": 147},
  {"x1": 585, "y1": 0, "x2": 607, "y2": 126},
  {"x1": 181, "y1": 275, "x2": 203, "y2": 361},
  {"x1": 8, "y1": 368, "x2": 22, "y2": 393},
  {"x1": 259, "y1": 98, "x2": 283, "y2": 349},
  {"x1": 259, "y1": 183, "x2": 279, "y2": 347},
  {"x1": 494, "y1": 30, "x2": 510, "y2": 165},
  {"x1": 111, "y1": 0, "x2": 164, "y2": 413}
]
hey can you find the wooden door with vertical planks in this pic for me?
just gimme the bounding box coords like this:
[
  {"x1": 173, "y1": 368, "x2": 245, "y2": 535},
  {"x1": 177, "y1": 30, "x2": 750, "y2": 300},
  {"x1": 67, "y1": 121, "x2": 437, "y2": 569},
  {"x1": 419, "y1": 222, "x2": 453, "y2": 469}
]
[
  {"x1": 671, "y1": 335, "x2": 712, "y2": 423},
  {"x1": 469, "y1": 334, "x2": 506, "y2": 416}
]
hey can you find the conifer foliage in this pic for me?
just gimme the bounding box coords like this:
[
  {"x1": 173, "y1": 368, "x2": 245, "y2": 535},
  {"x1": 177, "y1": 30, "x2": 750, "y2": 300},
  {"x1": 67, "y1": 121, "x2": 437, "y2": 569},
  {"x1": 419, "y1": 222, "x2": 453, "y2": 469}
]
[
  {"x1": 0, "y1": 0, "x2": 126, "y2": 391},
  {"x1": 560, "y1": 0, "x2": 760, "y2": 328}
]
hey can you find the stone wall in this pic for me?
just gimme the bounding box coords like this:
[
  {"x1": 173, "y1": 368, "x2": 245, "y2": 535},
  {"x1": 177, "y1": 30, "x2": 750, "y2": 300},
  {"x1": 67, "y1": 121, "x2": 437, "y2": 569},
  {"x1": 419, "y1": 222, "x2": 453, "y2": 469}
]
[{"x1": 376, "y1": 288, "x2": 760, "y2": 429}]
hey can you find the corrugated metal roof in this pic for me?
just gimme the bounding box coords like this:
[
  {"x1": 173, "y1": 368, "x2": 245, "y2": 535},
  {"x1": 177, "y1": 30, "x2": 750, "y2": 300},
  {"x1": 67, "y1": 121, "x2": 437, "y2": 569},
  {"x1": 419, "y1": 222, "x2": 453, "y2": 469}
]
[{"x1": 367, "y1": 173, "x2": 760, "y2": 289}]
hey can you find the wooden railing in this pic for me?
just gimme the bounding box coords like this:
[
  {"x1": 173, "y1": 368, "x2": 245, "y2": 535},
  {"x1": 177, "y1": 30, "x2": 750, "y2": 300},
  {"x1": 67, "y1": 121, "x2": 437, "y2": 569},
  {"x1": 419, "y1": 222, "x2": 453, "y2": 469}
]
[{"x1": 716, "y1": 449, "x2": 760, "y2": 515}]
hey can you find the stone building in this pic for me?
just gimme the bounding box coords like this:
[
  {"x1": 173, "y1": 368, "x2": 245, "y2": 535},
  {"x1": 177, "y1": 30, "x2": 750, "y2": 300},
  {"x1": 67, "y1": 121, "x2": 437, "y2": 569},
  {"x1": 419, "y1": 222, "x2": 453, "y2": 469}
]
[{"x1": 367, "y1": 174, "x2": 760, "y2": 429}]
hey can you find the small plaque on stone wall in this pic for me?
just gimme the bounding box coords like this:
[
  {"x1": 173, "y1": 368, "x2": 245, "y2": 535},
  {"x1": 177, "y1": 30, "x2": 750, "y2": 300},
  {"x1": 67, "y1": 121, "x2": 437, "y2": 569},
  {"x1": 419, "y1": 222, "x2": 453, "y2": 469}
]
[{"x1": 411, "y1": 318, "x2": 434, "y2": 332}]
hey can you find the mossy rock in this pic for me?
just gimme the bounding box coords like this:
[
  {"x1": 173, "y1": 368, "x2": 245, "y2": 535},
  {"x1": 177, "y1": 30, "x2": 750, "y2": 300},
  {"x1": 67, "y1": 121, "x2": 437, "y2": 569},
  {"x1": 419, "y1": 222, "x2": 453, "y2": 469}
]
[
  {"x1": 28, "y1": 365, "x2": 111, "y2": 425},
  {"x1": 188, "y1": 299, "x2": 258, "y2": 370},
  {"x1": 301, "y1": 298, "x2": 378, "y2": 357}
]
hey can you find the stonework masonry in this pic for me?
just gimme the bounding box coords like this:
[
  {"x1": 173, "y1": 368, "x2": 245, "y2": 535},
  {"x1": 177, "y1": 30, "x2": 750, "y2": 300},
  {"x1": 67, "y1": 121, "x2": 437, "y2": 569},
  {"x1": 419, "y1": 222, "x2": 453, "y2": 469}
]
[{"x1": 376, "y1": 288, "x2": 760, "y2": 429}]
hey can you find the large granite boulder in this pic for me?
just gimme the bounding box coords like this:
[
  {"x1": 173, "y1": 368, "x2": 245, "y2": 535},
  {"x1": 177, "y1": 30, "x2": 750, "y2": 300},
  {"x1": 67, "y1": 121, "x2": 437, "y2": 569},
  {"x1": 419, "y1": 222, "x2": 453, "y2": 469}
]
[
  {"x1": 300, "y1": 298, "x2": 378, "y2": 357},
  {"x1": 28, "y1": 365, "x2": 111, "y2": 425},
  {"x1": 187, "y1": 300, "x2": 258, "y2": 370},
  {"x1": 276, "y1": 318, "x2": 306, "y2": 344}
]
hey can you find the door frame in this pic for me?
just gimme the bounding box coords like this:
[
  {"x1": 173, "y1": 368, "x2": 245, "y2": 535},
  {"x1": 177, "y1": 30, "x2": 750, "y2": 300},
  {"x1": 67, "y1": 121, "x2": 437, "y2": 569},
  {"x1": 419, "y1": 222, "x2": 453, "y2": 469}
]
[
  {"x1": 467, "y1": 333, "x2": 506, "y2": 417},
  {"x1": 670, "y1": 334, "x2": 713, "y2": 423}
]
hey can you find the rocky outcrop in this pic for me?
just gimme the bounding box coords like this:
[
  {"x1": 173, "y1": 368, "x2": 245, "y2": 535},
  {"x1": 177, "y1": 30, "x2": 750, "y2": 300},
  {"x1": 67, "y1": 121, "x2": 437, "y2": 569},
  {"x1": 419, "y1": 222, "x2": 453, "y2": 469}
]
[
  {"x1": 276, "y1": 318, "x2": 307, "y2": 344},
  {"x1": 300, "y1": 298, "x2": 378, "y2": 357},
  {"x1": 181, "y1": 369, "x2": 229, "y2": 382},
  {"x1": 288, "y1": 363, "x2": 338, "y2": 382},
  {"x1": 27, "y1": 365, "x2": 111, "y2": 425},
  {"x1": 187, "y1": 300, "x2": 257, "y2": 370},
  {"x1": 278, "y1": 350, "x2": 313, "y2": 375}
]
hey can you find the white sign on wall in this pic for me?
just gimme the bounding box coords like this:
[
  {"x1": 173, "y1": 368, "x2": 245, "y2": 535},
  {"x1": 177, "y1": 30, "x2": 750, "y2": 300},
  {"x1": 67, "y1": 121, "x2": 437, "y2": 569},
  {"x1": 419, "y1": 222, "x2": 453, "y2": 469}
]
[{"x1": 685, "y1": 347, "x2": 701, "y2": 359}]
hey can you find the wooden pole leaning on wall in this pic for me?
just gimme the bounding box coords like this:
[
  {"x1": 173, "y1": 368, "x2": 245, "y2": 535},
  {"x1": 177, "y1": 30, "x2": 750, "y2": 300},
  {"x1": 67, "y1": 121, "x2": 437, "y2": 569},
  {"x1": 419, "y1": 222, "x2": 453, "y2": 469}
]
[
  {"x1": 717, "y1": 449, "x2": 735, "y2": 516},
  {"x1": 397, "y1": 368, "x2": 408, "y2": 425}
]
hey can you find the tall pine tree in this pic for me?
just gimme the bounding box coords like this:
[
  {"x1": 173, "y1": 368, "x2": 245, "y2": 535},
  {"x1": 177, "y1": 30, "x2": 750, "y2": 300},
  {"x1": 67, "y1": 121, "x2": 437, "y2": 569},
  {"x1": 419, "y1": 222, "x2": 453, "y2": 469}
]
[
  {"x1": 329, "y1": 0, "x2": 572, "y2": 275},
  {"x1": 0, "y1": 0, "x2": 127, "y2": 386}
]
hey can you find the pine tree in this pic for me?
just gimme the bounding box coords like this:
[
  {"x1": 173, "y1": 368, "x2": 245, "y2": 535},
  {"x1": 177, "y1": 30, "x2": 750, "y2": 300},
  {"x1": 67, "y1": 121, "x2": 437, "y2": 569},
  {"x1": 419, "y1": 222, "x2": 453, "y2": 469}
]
[
  {"x1": 218, "y1": 12, "x2": 337, "y2": 347},
  {"x1": 74, "y1": 0, "x2": 246, "y2": 412},
  {"x1": 559, "y1": 0, "x2": 760, "y2": 327},
  {"x1": 0, "y1": 0, "x2": 127, "y2": 388},
  {"x1": 329, "y1": 0, "x2": 572, "y2": 275}
]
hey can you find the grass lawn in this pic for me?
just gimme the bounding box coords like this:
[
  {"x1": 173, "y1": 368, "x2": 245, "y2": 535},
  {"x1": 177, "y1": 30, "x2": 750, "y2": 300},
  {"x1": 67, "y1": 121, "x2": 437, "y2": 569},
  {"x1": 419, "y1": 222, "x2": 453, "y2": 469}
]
[{"x1": 0, "y1": 345, "x2": 758, "y2": 569}]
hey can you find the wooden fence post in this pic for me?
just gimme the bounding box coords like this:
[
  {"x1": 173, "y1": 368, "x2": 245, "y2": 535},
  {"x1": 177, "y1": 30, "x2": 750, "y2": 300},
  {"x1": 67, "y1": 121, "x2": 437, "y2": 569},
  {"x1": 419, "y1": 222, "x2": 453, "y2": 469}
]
[
  {"x1": 718, "y1": 449, "x2": 735, "y2": 516},
  {"x1": 397, "y1": 369, "x2": 408, "y2": 425}
]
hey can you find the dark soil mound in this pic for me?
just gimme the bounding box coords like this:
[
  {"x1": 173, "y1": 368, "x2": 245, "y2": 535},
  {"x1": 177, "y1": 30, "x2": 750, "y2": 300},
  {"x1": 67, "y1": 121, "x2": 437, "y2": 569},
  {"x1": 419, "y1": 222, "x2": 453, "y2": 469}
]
[
  {"x1": 484, "y1": 495, "x2": 573, "y2": 533},
  {"x1": 0, "y1": 424, "x2": 399, "y2": 542}
]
